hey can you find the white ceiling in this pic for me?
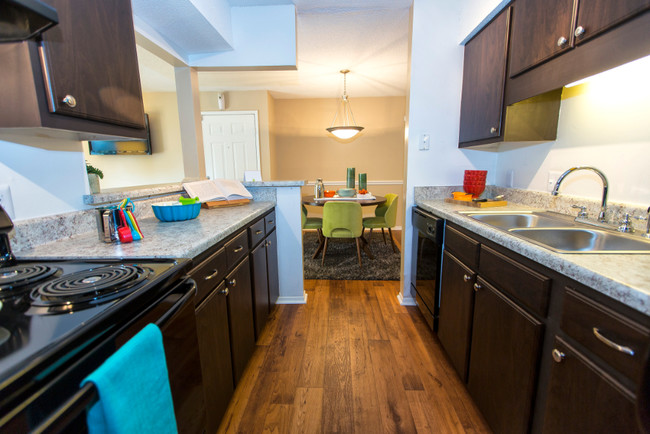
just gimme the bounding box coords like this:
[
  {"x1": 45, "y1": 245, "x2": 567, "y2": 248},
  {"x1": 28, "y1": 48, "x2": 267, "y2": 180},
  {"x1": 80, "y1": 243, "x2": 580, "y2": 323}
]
[{"x1": 136, "y1": 0, "x2": 412, "y2": 99}]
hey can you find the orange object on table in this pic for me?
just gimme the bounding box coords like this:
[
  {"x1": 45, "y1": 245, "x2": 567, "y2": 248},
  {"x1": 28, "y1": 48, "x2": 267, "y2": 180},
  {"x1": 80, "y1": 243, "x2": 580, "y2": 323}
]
[
  {"x1": 452, "y1": 191, "x2": 473, "y2": 201},
  {"x1": 324, "y1": 190, "x2": 335, "y2": 197}
]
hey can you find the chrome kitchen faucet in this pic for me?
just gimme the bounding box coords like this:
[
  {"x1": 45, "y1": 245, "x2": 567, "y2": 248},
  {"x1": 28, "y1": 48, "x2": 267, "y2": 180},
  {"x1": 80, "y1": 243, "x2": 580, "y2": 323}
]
[{"x1": 552, "y1": 166, "x2": 609, "y2": 222}]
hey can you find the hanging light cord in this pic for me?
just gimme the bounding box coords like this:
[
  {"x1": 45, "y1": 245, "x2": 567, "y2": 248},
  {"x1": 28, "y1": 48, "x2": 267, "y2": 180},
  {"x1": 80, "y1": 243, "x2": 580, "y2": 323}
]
[{"x1": 330, "y1": 70, "x2": 358, "y2": 128}]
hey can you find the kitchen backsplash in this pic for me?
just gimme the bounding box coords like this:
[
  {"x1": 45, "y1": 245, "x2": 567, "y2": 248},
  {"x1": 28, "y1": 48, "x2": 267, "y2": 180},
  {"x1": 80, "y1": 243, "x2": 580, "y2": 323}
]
[{"x1": 415, "y1": 185, "x2": 650, "y2": 233}]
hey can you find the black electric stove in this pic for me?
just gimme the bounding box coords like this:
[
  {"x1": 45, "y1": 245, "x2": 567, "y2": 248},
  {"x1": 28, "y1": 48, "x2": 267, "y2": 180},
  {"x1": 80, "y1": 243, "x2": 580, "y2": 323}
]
[{"x1": 0, "y1": 206, "x2": 198, "y2": 431}]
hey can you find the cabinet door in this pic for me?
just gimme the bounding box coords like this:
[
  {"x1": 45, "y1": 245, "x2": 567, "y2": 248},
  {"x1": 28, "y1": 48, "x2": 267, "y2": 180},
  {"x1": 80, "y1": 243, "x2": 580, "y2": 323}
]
[
  {"x1": 574, "y1": 0, "x2": 650, "y2": 45},
  {"x1": 509, "y1": 0, "x2": 575, "y2": 77},
  {"x1": 40, "y1": 0, "x2": 145, "y2": 128},
  {"x1": 458, "y1": 8, "x2": 510, "y2": 145},
  {"x1": 266, "y1": 230, "x2": 280, "y2": 310},
  {"x1": 467, "y1": 278, "x2": 544, "y2": 434},
  {"x1": 195, "y1": 282, "x2": 234, "y2": 433},
  {"x1": 250, "y1": 241, "x2": 269, "y2": 339},
  {"x1": 226, "y1": 258, "x2": 256, "y2": 385},
  {"x1": 437, "y1": 252, "x2": 476, "y2": 382},
  {"x1": 542, "y1": 337, "x2": 640, "y2": 433}
]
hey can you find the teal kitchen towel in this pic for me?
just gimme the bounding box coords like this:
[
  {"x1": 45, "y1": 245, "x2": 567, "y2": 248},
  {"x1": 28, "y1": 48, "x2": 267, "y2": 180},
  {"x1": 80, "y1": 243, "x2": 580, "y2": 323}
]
[{"x1": 81, "y1": 323, "x2": 178, "y2": 434}]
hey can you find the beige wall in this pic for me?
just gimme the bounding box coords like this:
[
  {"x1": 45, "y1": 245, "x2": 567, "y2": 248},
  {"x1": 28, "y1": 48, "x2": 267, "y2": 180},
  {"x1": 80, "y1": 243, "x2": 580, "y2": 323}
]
[
  {"x1": 273, "y1": 96, "x2": 406, "y2": 227},
  {"x1": 84, "y1": 92, "x2": 185, "y2": 189},
  {"x1": 200, "y1": 90, "x2": 273, "y2": 180}
]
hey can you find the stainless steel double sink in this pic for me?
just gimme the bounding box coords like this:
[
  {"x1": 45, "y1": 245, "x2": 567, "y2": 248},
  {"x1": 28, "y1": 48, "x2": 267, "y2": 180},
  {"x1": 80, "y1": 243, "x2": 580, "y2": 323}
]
[{"x1": 460, "y1": 210, "x2": 650, "y2": 254}]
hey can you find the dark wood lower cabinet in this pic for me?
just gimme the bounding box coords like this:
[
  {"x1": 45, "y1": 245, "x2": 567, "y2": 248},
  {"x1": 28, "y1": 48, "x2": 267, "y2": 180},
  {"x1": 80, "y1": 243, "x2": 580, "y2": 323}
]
[
  {"x1": 226, "y1": 258, "x2": 256, "y2": 385},
  {"x1": 541, "y1": 337, "x2": 640, "y2": 433},
  {"x1": 266, "y1": 230, "x2": 280, "y2": 309},
  {"x1": 195, "y1": 281, "x2": 234, "y2": 434},
  {"x1": 437, "y1": 251, "x2": 476, "y2": 382},
  {"x1": 467, "y1": 278, "x2": 544, "y2": 434},
  {"x1": 251, "y1": 239, "x2": 270, "y2": 339}
]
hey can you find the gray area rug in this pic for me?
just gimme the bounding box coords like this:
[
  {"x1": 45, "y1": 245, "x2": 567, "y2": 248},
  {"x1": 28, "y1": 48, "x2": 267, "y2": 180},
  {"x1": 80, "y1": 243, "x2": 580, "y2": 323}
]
[{"x1": 302, "y1": 231, "x2": 400, "y2": 280}]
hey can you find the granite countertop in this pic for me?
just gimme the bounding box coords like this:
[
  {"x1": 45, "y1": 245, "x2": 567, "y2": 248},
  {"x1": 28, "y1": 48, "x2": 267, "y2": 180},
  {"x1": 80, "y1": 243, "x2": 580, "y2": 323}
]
[
  {"x1": 416, "y1": 199, "x2": 650, "y2": 316},
  {"x1": 16, "y1": 201, "x2": 275, "y2": 261}
]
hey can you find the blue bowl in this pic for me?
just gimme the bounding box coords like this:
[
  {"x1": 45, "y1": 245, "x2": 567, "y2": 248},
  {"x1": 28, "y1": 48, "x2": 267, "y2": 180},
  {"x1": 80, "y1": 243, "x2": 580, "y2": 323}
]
[{"x1": 152, "y1": 202, "x2": 201, "y2": 222}]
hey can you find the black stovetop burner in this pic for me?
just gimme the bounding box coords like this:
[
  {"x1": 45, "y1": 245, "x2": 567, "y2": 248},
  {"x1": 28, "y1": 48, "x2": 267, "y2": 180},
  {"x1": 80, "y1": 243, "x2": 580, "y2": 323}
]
[
  {"x1": 0, "y1": 264, "x2": 61, "y2": 299},
  {"x1": 29, "y1": 264, "x2": 153, "y2": 312}
]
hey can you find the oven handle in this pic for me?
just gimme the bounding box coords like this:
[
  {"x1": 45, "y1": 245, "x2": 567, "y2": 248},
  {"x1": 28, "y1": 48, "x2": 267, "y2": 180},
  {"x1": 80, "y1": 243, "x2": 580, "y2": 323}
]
[{"x1": 31, "y1": 278, "x2": 197, "y2": 434}]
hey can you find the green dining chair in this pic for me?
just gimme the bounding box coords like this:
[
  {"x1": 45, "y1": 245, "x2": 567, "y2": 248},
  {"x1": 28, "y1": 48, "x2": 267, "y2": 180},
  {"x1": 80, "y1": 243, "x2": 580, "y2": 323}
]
[
  {"x1": 302, "y1": 204, "x2": 323, "y2": 253},
  {"x1": 363, "y1": 193, "x2": 399, "y2": 252},
  {"x1": 319, "y1": 202, "x2": 371, "y2": 267}
]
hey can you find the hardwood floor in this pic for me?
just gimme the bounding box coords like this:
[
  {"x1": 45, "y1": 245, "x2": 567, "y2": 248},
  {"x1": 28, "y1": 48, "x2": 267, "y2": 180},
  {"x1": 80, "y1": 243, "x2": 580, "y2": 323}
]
[{"x1": 218, "y1": 280, "x2": 491, "y2": 433}]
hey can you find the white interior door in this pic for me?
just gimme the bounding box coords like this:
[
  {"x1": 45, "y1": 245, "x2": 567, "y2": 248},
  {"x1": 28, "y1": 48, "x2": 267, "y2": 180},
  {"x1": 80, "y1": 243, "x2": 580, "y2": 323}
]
[{"x1": 201, "y1": 112, "x2": 260, "y2": 181}]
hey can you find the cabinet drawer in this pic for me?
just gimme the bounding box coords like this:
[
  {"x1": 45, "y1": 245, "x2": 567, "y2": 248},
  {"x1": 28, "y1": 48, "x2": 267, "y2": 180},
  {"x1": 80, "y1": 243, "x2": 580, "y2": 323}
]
[
  {"x1": 444, "y1": 225, "x2": 479, "y2": 269},
  {"x1": 248, "y1": 218, "x2": 266, "y2": 248},
  {"x1": 265, "y1": 211, "x2": 276, "y2": 234},
  {"x1": 479, "y1": 245, "x2": 551, "y2": 317},
  {"x1": 226, "y1": 231, "x2": 249, "y2": 268},
  {"x1": 561, "y1": 288, "x2": 650, "y2": 383},
  {"x1": 192, "y1": 247, "x2": 227, "y2": 305}
]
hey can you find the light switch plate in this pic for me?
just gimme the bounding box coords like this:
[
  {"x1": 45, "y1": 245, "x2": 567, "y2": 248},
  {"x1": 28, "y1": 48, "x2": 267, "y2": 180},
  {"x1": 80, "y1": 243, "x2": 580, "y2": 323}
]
[
  {"x1": 0, "y1": 184, "x2": 15, "y2": 219},
  {"x1": 419, "y1": 134, "x2": 430, "y2": 150}
]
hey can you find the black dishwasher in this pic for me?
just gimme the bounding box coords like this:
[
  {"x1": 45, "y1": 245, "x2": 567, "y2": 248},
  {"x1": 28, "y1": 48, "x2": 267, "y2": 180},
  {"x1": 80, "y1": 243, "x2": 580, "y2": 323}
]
[{"x1": 411, "y1": 207, "x2": 444, "y2": 331}]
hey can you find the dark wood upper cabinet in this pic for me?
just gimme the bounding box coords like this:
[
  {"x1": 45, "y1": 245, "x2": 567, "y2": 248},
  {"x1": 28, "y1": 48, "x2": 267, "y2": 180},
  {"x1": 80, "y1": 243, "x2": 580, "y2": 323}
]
[
  {"x1": 458, "y1": 8, "x2": 510, "y2": 144},
  {"x1": 574, "y1": 0, "x2": 650, "y2": 45},
  {"x1": 509, "y1": 0, "x2": 650, "y2": 78},
  {"x1": 40, "y1": 0, "x2": 145, "y2": 128},
  {"x1": 0, "y1": 0, "x2": 146, "y2": 140},
  {"x1": 509, "y1": 0, "x2": 575, "y2": 77}
]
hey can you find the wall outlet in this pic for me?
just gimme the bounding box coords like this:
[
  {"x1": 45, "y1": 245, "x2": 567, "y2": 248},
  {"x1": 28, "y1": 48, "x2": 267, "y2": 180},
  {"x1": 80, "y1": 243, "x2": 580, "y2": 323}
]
[
  {"x1": 0, "y1": 184, "x2": 15, "y2": 219},
  {"x1": 547, "y1": 171, "x2": 563, "y2": 192},
  {"x1": 419, "y1": 134, "x2": 430, "y2": 150}
]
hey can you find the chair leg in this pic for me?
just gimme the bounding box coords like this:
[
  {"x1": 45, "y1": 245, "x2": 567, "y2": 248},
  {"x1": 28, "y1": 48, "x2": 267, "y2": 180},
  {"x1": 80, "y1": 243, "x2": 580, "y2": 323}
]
[
  {"x1": 368, "y1": 228, "x2": 373, "y2": 244},
  {"x1": 381, "y1": 227, "x2": 387, "y2": 244},
  {"x1": 317, "y1": 228, "x2": 324, "y2": 244},
  {"x1": 355, "y1": 237, "x2": 363, "y2": 267},
  {"x1": 388, "y1": 227, "x2": 398, "y2": 253},
  {"x1": 312, "y1": 236, "x2": 325, "y2": 259},
  {"x1": 321, "y1": 238, "x2": 329, "y2": 266}
]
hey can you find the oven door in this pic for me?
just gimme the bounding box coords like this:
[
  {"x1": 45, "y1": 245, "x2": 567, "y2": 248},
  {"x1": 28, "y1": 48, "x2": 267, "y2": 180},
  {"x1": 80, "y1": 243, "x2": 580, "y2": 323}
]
[{"x1": 4, "y1": 278, "x2": 206, "y2": 433}]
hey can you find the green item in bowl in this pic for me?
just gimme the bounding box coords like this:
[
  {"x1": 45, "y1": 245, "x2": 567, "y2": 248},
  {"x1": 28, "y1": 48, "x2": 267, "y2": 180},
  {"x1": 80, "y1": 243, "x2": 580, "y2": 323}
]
[
  {"x1": 152, "y1": 201, "x2": 201, "y2": 222},
  {"x1": 179, "y1": 196, "x2": 199, "y2": 205},
  {"x1": 337, "y1": 188, "x2": 356, "y2": 197}
]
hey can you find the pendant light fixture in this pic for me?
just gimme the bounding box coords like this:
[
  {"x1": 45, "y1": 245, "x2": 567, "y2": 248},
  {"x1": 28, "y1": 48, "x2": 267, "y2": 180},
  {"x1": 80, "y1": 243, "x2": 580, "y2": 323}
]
[{"x1": 326, "y1": 69, "x2": 364, "y2": 139}]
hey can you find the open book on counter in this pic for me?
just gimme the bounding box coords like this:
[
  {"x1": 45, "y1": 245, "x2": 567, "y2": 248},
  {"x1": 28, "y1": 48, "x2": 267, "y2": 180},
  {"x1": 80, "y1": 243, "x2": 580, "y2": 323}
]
[{"x1": 182, "y1": 179, "x2": 253, "y2": 208}]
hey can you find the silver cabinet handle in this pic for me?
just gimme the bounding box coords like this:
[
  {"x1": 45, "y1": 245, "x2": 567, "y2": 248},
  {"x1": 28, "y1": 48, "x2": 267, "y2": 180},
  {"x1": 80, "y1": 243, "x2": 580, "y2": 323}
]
[
  {"x1": 574, "y1": 26, "x2": 585, "y2": 37},
  {"x1": 255, "y1": 230, "x2": 263, "y2": 235},
  {"x1": 557, "y1": 36, "x2": 568, "y2": 47},
  {"x1": 62, "y1": 95, "x2": 77, "y2": 107},
  {"x1": 204, "y1": 269, "x2": 219, "y2": 280},
  {"x1": 463, "y1": 274, "x2": 471, "y2": 282},
  {"x1": 233, "y1": 246, "x2": 244, "y2": 253},
  {"x1": 473, "y1": 283, "x2": 482, "y2": 292},
  {"x1": 228, "y1": 278, "x2": 237, "y2": 287},
  {"x1": 218, "y1": 287, "x2": 229, "y2": 296},
  {"x1": 266, "y1": 240, "x2": 272, "y2": 246},
  {"x1": 592, "y1": 327, "x2": 635, "y2": 356},
  {"x1": 552, "y1": 349, "x2": 565, "y2": 363},
  {"x1": 268, "y1": 220, "x2": 274, "y2": 225},
  {"x1": 490, "y1": 127, "x2": 497, "y2": 134}
]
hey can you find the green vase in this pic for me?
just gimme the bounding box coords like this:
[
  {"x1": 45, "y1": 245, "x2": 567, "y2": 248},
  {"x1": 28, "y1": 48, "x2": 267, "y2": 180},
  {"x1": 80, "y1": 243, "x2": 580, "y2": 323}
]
[
  {"x1": 346, "y1": 167, "x2": 355, "y2": 189},
  {"x1": 358, "y1": 173, "x2": 367, "y2": 191}
]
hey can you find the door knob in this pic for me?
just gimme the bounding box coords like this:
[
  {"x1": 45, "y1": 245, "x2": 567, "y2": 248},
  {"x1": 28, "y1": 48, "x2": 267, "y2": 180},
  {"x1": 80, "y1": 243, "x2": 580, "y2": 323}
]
[
  {"x1": 473, "y1": 283, "x2": 482, "y2": 292},
  {"x1": 552, "y1": 349, "x2": 566, "y2": 363},
  {"x1": 574, "y1": 26, "x2": 585, "y2": 37},
  {"x1": 463, "y1": 274, "x2": 471, "y2": 282},
  {"x1": 62, "y1": 95, "x2": 77, "y2": 107},
  {"x1": 556, "y1": 36, "x2": 568, "y2": 47}
]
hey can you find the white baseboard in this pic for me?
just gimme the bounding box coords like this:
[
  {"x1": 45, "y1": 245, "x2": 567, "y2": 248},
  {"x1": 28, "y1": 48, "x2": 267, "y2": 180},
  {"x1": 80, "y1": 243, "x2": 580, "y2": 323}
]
[
  {"x1": 277, "y1": 292, "x2": 308, "y2": 304},
  {"x1": 398, "y1": 293, "x2": 416, "y2": 306}
]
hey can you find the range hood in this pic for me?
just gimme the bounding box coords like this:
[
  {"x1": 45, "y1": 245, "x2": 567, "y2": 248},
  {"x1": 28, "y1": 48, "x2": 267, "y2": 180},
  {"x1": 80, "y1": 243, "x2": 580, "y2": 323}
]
[{"x1": 0, "y1": 0, "x2": 58, "y2": 42}]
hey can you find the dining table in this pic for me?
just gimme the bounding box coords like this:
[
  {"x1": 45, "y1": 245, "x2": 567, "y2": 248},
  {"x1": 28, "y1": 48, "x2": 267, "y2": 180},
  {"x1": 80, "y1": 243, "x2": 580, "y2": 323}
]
[
  {"x1": 301, "y1": 195, "x2": 386, "y2": 207},
  {"x1": 302, "y1": 195, "x2": 386, "y2": 262}
]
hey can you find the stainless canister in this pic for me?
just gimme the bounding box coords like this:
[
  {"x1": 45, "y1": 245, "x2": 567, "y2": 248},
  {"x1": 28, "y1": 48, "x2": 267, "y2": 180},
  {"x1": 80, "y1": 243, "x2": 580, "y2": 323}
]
[{"x1": 96, "y1": 207, "x2": 120, "y2": 243}]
